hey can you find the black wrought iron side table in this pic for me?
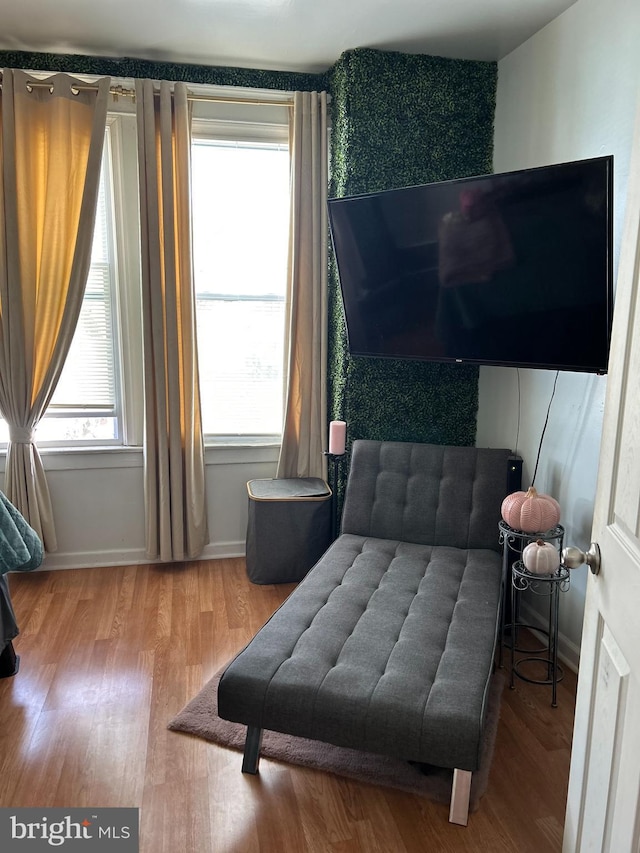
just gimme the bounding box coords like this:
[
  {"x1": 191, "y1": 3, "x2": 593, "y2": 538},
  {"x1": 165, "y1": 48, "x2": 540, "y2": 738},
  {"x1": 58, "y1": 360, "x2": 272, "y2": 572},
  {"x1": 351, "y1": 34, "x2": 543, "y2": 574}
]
[{"x1": 498, "y1": 521, "x2": 569, "y2": 707}]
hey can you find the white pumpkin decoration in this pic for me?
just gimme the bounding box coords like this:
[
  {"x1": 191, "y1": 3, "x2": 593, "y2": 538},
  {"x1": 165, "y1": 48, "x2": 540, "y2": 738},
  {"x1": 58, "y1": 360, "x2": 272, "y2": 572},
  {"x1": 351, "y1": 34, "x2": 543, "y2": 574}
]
[
  {"x1": 501, "y1": 486, "x2": 561, "y2": 533},
  {"x1": 522, "y1": 539, "x2": 561, "y2": 575}
]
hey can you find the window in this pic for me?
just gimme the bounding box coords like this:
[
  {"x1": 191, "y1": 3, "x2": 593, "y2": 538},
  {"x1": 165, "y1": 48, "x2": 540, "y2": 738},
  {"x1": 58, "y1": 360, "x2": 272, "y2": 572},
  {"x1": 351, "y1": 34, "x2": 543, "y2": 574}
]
[
  {"x1": 0, "y1": 86, "x2": 290, "y2": 450},
  {"x1": 37, "y1": 113, "x2": 143, "y2": 447},
  {"x1": 0, "y1": 111, "x2": 143, "y2": 449},
  {"x1": 0, "y1": 125, "x2": 122, "y2": 446},
  {"x1": 191, "y1": 123, "x2": 290, "y2": 440},
  {"x1": 37, "y1": 130, "x2": 120, "y2": 444}
]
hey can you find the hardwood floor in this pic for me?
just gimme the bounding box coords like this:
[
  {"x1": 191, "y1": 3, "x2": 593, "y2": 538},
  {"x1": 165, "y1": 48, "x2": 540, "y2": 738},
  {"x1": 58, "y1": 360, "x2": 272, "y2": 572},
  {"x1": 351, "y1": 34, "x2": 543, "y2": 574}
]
[{"x1": 0, "y1": 559, "x2": 577, "y2": 852}]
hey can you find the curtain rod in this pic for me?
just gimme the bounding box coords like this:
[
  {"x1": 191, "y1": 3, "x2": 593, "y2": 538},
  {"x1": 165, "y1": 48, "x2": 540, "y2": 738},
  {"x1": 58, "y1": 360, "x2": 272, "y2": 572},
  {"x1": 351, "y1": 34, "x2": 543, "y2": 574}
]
[{"x1": 12, "y1": 78, "x2": 293, "y2": 107}]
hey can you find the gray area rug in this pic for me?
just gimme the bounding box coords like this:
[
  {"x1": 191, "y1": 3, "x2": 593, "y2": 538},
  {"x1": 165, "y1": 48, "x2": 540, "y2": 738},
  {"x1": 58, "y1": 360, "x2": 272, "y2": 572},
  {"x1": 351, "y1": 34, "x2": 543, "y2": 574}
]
[{"x1": 168, "y1": 668, "x2": 505, "y2": 811}]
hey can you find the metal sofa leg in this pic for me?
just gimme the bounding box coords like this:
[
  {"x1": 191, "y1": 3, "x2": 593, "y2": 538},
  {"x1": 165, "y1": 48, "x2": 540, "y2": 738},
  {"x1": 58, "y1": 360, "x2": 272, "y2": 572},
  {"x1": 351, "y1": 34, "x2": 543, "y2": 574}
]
[
  {"x1": 449, "y1": 768, "x2": 472, "y2": 826},
  {"x1": 241, "y1": 726, "x2": 263, "y2": 774}
]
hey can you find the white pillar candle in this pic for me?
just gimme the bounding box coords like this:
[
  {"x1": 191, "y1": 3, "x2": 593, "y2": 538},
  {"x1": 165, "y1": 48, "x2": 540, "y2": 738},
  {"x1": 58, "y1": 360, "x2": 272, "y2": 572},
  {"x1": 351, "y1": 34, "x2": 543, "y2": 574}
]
[{"x1": 329, "y1": 420, "x2": 346, "y2": 455}]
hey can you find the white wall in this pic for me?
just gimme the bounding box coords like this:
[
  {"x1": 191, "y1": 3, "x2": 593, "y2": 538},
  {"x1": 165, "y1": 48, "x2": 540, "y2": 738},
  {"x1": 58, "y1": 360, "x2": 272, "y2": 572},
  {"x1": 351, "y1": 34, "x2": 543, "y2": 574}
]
[
  {"x1": 477, "y1": 0, "x2": 640, "y2": 668},
  {"x1": 0, "y1": 445, "x2": 279, "y2": 570}
]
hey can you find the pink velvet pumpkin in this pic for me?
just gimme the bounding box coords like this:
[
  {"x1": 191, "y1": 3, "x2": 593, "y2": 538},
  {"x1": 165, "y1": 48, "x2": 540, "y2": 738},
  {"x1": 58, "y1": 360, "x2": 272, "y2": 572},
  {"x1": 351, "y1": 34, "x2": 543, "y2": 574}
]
[{"x1": 501, "y1": 486, "x2": 561, "y2": 533}]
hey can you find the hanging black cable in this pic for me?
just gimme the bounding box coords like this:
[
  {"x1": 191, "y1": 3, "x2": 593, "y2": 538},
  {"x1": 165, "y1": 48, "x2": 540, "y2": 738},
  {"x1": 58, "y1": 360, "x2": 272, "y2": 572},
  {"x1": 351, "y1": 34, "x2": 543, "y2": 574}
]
[{"x1": 531, "y1": 371, "x2": 559, "y2": 488}]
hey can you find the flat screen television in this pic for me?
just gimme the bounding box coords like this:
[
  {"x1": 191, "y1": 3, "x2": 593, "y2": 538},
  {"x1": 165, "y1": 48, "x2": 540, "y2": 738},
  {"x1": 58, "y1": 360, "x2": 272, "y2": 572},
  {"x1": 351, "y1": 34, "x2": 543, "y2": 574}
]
[{"x1": 327, "y1": 156, "x2": 613, "y2": 374}]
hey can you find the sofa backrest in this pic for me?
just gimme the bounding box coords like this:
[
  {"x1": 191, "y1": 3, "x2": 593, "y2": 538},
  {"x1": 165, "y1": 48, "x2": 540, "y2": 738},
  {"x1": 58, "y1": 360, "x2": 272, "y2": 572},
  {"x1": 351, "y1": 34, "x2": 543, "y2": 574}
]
[{"x1": 340, "y1": 440, "x2": 516, "y2": 551}]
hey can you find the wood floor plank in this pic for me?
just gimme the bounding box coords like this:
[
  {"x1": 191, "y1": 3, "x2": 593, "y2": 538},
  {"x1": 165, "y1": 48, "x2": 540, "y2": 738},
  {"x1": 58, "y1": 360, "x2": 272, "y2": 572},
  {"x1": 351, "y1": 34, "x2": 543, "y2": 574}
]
[
  {"x1": 290, "y1": 767, "x2": 355, "y2": 848},
  {"x1": 2, "y1": 561, "x2": 577, "y2": 852}
]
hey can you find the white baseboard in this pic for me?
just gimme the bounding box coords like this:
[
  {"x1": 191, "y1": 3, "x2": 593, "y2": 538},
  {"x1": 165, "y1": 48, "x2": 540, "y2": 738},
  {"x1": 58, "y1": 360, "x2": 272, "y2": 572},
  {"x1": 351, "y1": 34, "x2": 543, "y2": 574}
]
[
  {"x1": 39, "y1": 540, "x2": 246, "y2": 571},
  {"x1": 517, "y1": 598, "x2": 580, "y2": 674},
  {"x1": 200, "y1": 541, "x2": 246, "y2": 560}
]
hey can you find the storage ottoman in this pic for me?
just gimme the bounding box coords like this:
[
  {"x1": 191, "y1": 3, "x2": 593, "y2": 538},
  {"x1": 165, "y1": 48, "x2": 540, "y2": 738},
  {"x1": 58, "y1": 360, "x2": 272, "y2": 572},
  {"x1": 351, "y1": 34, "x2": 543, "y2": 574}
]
[{"x1": 245, "y1": 477, "x2": 332, "y2": 584}]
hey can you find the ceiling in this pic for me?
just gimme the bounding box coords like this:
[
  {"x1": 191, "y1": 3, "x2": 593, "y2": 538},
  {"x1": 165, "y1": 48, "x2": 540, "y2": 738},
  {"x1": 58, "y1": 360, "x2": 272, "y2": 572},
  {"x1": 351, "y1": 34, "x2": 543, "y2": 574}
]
[{"x1": 0, "y1": 0, "x2": 577, "y2": 74}]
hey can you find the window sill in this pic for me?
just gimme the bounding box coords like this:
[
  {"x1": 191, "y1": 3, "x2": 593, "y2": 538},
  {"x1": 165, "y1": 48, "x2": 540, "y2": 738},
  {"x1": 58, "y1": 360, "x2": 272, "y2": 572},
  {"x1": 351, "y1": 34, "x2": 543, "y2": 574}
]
[{"x1": 0, "y1": 441, "x2": 280, "y2": 471}]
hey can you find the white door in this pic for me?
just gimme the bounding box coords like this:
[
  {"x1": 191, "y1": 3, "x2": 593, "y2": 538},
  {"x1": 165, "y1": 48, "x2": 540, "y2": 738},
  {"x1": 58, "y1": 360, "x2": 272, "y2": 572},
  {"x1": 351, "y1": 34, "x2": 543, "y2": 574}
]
[{"x1": 563, "y1": 103, "x2": 640, "y2": 852}]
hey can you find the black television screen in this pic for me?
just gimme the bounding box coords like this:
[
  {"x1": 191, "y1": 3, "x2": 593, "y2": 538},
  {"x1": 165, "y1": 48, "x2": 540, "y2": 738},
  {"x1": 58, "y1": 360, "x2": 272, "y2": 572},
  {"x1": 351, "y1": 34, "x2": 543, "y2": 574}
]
[{"x1": 327, "y1": 156, "x2": 613, "y2": 374}]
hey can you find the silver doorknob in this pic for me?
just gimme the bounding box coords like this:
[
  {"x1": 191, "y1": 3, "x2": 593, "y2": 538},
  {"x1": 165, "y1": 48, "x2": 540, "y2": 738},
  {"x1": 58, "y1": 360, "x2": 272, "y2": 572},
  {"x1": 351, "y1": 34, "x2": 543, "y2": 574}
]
[{"x1": 562, "y1": 542, "x2": 601, "y2": 575}]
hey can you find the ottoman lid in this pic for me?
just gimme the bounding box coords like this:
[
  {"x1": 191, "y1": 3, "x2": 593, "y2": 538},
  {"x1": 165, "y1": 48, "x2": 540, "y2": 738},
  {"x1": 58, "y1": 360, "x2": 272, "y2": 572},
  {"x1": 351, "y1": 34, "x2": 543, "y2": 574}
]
[{"x1": 247, "y1": 477, "x2": 331, "y2": 501}]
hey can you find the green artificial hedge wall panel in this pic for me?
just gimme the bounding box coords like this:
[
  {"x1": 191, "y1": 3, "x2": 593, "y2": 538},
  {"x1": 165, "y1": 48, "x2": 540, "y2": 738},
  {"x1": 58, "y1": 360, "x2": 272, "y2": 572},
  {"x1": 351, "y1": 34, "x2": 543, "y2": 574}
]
[
  {"x1": 328, "y1": 48, "x2": 497, "y2": 473},
  {"x1": 330, "y1": 48, "x2": 496, "y2": 197},
  {"x1": 0, "y1": 49, "x2": 327, "y2": 92}
]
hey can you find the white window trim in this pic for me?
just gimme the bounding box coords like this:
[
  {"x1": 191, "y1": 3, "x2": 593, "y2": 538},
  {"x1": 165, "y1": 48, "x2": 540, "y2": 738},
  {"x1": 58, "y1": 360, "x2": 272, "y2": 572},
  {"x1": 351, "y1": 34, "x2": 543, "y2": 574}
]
[{"x1": 107, "y1": 111, "x2": 144, "y2": 447}]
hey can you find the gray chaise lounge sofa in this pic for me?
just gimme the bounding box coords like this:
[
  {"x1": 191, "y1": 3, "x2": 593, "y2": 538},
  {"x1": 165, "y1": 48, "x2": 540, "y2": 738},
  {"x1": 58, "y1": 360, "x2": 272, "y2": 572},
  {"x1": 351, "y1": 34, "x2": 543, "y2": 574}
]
[{"x1": 218, "y1": 440, "x2": 517, "y2": 825}]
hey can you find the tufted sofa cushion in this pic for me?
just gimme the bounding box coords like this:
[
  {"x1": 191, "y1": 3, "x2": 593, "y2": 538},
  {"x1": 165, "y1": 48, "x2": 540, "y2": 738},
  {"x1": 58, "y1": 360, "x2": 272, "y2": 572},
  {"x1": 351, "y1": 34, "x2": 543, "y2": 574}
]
[
  {"x1": 341, "y1": 441, "x2": 513, "y2": 551},
  {"x1": 218, "y1": 533, "x2": 503, "y2": 771}
]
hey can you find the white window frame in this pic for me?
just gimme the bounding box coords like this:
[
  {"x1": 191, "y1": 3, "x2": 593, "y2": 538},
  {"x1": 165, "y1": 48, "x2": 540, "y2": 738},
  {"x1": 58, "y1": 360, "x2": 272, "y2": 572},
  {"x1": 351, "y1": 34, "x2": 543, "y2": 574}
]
[{"x1": 106, "y1": 110, "x2": 144, "y2": 448}]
